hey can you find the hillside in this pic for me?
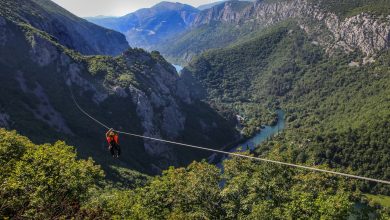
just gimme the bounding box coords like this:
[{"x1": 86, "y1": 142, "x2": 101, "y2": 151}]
[
  {"x1": 87, "y1": 2, "x2": 199, "y2": 49},
  {"x1": 0, "y1": 0, "x2": 239, "y2": 174},
  {"x1": 197, "y1": 0, "x2": 256, "y2": 10},
  {"x1": 2, "y1": 128, "x2": 389, "y2": 219},
  {"x1": 0, "y1": 0, "x2": 129, "y2": 55},
  {"x1": 183, "y1": 21, "x2": 390, "y2": 194}
]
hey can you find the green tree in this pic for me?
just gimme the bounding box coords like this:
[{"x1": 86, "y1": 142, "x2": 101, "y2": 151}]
[{"x1": 0, "y1": 129, "x2": 104, "y2": 219}]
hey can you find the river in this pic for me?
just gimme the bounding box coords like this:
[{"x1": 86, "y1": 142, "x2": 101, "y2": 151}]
[
  {"x1": 171, "y1": 62, "x2": 286, "y2": 161},
  {"x1": 209, "y1": 110, "x2": 286, "y2": 164},
  {"x1": 232, "y1": 110, "x2": 285, "y2": 153},
  {"x1": 173, "y1": 64, "x2": 183, "y2": 74}
]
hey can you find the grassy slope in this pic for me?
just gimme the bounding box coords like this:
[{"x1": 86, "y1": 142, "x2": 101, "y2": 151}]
[
  {"x1": 310, "y1": 0, "x2": 390, "y2": 18},
  {"x1": 365, "y1": 194, "x2": 390, "y2": 208}
]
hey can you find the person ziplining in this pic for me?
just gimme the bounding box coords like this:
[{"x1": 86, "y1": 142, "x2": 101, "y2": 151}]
[
  {"x1": 67, "y1": 83, "x2": 390, "y2": 185},
  {"x1": 106, "y1": 128, "x2": 121, "y2": 158}
]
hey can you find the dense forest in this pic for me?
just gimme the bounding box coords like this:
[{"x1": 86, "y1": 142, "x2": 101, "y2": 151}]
[
  {"x1": 184, "y1": 22, "x2": 390, "y2": 195},
  {"x1": 1, "y1": 128, "x2": 389, "y2": 219}
]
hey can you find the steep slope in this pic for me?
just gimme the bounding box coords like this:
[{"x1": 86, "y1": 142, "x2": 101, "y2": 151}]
[
  {"x1": 197, "y1": 0, "x2": 256, "y2": 10},
  {"x1": 0, "y1": 0, "x2": 129, "y2": 55},
  {"x1": 87, "y1": 2, "x2": 199, "y2": 49},
  {"x1": 197, "y1": 1, "x2": 227, "y2": 10},
  {"x1": 157, "y1": 0, "x2": 390, "y2": 64},
  {"x1": 183, "y1": 22, "x2": 390, "y2": 194},
  {"x1": 0, "y1": 6, "x2": 238, "y2": 173}
]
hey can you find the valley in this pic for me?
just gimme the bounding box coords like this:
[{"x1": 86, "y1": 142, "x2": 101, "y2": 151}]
[{"x1": 0, "y1": 0, "x2": 389, "y2": 219}]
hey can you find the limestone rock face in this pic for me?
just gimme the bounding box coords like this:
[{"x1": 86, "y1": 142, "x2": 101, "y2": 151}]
[
  {"x1": 0, "y1": 17, "x2": 7, "y2": 46},
  {"x1": 0, "y1": 112, "x2": 10, "y2": 128},
  {"x1": 192, "y1": 0, "x2": 390, "y2": 56}
]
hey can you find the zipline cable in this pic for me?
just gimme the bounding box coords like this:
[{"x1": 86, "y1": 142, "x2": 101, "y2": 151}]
[
  {"x1": 69, "y1": 84, "x2": 110, "y2": 130},
  {"x1": 68, "y1": 84, "x2": 390, "y2": 185}
]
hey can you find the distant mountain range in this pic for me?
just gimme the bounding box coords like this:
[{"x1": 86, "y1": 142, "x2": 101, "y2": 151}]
[
  {"x1": 87, "y1": 1, "x2": 199, "y2": 49},
  {"x1": 86, "y1": 0, "x2": 255, "y2": 50}
]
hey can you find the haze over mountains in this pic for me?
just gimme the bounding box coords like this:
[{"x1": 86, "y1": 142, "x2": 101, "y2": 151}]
[
  {"x1": 87, "y1": 2, "x2": 200, "y2": 50},
  {"x1": 86, "y1": 0, "x2": 256, "y2": 50}
]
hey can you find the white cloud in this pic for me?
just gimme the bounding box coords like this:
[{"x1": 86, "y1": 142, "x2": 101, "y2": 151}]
[{"x1": 51, "y1": 0, "x2": 222, "y2": 17}]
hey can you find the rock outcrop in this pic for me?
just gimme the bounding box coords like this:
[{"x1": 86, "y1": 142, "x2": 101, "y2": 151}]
[{"x1": 0, "y1": 112, "x2": 10, "y2": 128}]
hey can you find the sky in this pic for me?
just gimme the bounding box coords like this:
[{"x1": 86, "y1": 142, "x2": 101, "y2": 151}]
[{"x1": 51, "y1": 0, "x2": 220, "y2": 17}]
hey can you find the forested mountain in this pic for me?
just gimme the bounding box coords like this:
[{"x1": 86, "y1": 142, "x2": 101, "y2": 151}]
[
  {"x1": 87, "y1": 2, "x2": 199, "y2": 49},
  {"x1": 197, "y1": 1, "x2": 227, "y2": 10},
  {"x1": 183, "y1": 1, "x2": 390, "y2": 194},
  {"x1": 0, "y1": 0, "x2": 238, "y2": 174},
  {"x1": 0, "y1": 0, "x2": 129, "y2": 55},
  {"x1": 197, "y1": 0, "x2": 255, "y2": 10},
  {"x1": 182, "y1": 11, "x2": 390, "y2": 194}
]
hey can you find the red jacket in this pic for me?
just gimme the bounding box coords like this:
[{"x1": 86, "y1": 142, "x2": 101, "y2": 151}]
[{"x1": 107, "y1": 135, "x2": 119, "y2": 145}]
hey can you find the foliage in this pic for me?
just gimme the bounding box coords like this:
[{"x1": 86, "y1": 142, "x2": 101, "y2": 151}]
[
  {"x1": 0, "y1": 128, "x2": 104, "y2": 219},
  {"x1": 1, "y1": 129, "x2": 386, "y2": 219},
  {"x1": 184, "y1": 23, "x2": 301, "y2": 136},
  {"x1": 310, "y1": 0, "x2": 390, "y2": 18},
  {"x1": 84, "y1": 158, "x2": 360, "y2": 219},
  {"x1": 365, "y1": 194, "x2": 390, "y2": 208}
]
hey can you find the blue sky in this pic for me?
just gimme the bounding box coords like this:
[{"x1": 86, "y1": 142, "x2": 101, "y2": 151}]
[{"x1": 51, "y1": 0, "x2": 221, "y2": 17}]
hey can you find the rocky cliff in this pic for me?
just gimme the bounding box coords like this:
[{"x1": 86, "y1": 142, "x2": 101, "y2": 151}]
[{"x1": 206, "y1": 0, "x2": 390, "y2": 55}]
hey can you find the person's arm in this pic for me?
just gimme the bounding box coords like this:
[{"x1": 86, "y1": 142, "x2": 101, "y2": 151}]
[
  {"x1": 106, "y1": 128, "x2": 113, "y2": 137},
  {"x1": 114, "y1": 135, "x2": 119, "y2": 144}
]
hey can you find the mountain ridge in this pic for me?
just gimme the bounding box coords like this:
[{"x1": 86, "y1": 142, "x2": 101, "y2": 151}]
[{"x1": 0, "y1": 0, "x2": 129, "y2": 56}]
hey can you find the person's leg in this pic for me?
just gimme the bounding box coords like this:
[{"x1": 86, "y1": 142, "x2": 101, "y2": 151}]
[
  {"x1": 112, "y1": 142, "x2": 120, "y2": 157},
  {"x1": 116, "y1": 144, "x2": 121, "y2": 156},
  {"x1": 110, "y1": 147, "x2": 115, "y2": 156},
  {"x1": 109, "y1": 142, "x2": 115, "y2": 156}
]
